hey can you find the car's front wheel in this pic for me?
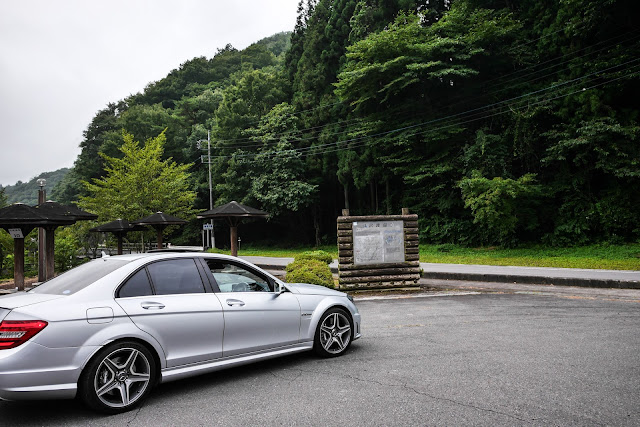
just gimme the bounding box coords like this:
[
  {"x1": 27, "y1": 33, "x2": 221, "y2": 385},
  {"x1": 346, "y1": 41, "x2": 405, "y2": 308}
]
[
  {"x1": 79, "y1": 341, "x2": 156, "y2": 414},
  {"x1": 314, "y1": 308, "x2": 353, "y2": 357}
]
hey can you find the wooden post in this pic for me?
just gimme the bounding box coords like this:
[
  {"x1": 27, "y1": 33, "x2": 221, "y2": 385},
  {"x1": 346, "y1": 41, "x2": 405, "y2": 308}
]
[
  {"x1": 45, "y1": 227, "x2": 56, "y2": 280},
  {"x1": 117, "y1": 234, "x2": 123, "y2": 255},
  {"x1": 156, "y1": 229, "x2": 163, "y2": 249},
  {"x1": 14, "y1": 237, "x2": 24, "y2": 291},
  {"x1": 230, "y1": 226, "x2": 238, "y2": 257},
  {"x1": 37, "y1": 189, "x2": 46, "y2": 282}
]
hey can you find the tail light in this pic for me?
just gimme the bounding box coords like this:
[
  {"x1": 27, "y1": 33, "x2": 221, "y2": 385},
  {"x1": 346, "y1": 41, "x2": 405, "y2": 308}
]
[{"x1": 0, "y1": 320, "x2": 48, "y2": 349}]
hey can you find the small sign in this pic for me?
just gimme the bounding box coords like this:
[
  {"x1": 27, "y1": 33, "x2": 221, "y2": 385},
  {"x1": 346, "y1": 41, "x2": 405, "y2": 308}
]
[
  {"x1": 203, "y1": 223, "x2": 213, "y2": 231},
  {"x1": 8, "y1": 228, "x2": 24, "y2": 239}
]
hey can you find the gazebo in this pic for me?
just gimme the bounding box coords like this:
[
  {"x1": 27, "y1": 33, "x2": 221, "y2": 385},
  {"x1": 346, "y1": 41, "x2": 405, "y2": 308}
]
[
  {"x1": 32, "y1": 201, "x2": 97, "y2": 281},
  {"x1": 132, "y1": 212, "x2": 187, "y2": 250},
  {"x1": 0, "y1": 203, "x2": 73, "y2": 290},
  {"x1": 197, "y1": 201, "x2": 268, "y2": 257},
  {"x1": 89, "y1": 219, "x2": 148, "y2": 255}
]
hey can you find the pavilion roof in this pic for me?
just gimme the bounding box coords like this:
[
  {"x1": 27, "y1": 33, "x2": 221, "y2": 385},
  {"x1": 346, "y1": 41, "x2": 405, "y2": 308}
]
[
  {"x1": 197, "y1": 201, "x2": 268, "y2": 219},
  {"x1": 132, "y1": 212, "x2": 187, "y2": 227}
]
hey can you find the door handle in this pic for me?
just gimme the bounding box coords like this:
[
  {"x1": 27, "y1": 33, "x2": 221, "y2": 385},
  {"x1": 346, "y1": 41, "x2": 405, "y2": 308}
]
[
  {"x1": 226, "y1": 299, "x2": 245, "y2": 307},
  {"x1": 141, "y1": 302, "x2": 165, "y2": 310}
]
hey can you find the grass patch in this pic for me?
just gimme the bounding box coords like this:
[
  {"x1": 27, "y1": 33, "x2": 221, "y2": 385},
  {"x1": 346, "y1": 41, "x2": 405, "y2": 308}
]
[
  {"x1": 419, "y1": 243, "x2": 640, "y2": 270},
  {"x1": 210, "y1": 245, "x2": 339, "y2": 259},
  {"x1": 224, "y1": 243, "x2": 640, "y2": 271}
]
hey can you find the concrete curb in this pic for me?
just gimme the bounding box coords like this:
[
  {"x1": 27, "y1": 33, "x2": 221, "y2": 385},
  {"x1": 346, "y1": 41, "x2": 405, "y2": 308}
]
[
  {"x1": 420, "y1": 271, "x2": 640, "y2": 289},
  {"x1": 251, "y1": 260, "x2": 640, "y2": 290}
]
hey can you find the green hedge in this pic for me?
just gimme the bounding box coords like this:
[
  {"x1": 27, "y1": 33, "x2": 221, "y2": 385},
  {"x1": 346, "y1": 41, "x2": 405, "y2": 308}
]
[
  {"x1": 285, "y1": 258, "x2": 334, "y2": 288},
  {"x1": 293, "y1": 250, "x2": 333, "y2": 264}
]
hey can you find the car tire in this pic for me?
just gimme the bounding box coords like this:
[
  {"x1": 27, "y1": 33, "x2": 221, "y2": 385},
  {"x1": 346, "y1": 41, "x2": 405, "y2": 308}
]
[
  {"x1": 78, "y1": 341, "x2": 157, "y2": 414},
  {"x1": 313, "y1": 308, "x2": 353, "y2": 358}
]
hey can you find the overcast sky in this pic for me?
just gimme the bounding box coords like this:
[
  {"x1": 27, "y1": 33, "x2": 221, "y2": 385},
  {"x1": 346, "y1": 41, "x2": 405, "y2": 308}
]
[{"x1": 0, "y1": 0, "x2": 299, "y2": 186}]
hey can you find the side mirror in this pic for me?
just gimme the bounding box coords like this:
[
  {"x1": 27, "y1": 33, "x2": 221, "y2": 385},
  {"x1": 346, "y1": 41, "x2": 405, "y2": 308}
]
[{"x1": 276, "y1": 282, "x2": 286, "y2": 295}]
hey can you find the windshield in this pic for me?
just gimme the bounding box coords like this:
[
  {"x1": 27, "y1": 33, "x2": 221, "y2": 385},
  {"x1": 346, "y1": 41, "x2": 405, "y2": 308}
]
[{"x1": 30, "y1": 258, "x2": 129, "y2": 295}]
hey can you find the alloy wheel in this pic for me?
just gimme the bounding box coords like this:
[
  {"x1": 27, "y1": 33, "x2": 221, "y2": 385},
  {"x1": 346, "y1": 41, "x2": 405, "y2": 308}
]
[
  {"x1": 93, "y1": 347, "x2": 151, "y2": 408},
  {"x1": 319, "y1": 312, "x2": 352, "y2": 354}
]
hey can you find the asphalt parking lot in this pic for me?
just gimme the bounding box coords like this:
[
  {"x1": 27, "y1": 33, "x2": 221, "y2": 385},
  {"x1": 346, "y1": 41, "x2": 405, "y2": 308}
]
[{"x1": 1, "y1": 286, "x2": 639, "y2": 426}]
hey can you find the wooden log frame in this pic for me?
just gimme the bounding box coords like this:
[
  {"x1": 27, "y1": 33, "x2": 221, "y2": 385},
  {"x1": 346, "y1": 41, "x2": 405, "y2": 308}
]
[{"x1": 337, "y1": 210, "x2": 420, "y2": 290}]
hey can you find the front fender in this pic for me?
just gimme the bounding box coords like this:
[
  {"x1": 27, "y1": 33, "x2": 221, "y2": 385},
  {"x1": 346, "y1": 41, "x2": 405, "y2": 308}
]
[{"x1": 296, "y1": 295, "x2": 356, "y2": 341}]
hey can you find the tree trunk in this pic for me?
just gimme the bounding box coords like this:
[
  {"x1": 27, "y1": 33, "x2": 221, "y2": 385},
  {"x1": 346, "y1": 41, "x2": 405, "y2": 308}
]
[
  {"x1": 370, "y1": 181, "x2": 375, "y2": 212},
  {"x1": 343, "y1": 184, "x2": 350, "y2": 210},
  {"x1": 313, "y1": 206, "x2": 321, "y2": 247},
  {"x1": 386, "y1": 179, "x2": 392, "y2": 215}
]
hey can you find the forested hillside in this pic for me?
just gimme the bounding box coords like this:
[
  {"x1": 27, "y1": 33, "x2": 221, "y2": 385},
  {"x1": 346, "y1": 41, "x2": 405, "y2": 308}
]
[
  {"x1": 1, "y1": 168, "x2": 69, "y2": 205},
  {"x1": 57, "y1": 0, "x2": 640, "y2": 247}
]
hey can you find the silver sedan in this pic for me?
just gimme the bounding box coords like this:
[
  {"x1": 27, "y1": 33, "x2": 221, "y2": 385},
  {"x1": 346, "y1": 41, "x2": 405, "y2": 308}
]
[{"x1": 0, "y1": 252, "x2": 361, "y2": 413}]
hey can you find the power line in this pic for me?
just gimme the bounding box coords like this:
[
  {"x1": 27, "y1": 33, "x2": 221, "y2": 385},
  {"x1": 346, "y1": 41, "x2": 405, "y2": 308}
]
[
  {"x1": 206, "y1": 57, "x2": 639, "y2": 159},
  {"x1": 209, "y1": 62, "x2": 639, "y2": 162}
]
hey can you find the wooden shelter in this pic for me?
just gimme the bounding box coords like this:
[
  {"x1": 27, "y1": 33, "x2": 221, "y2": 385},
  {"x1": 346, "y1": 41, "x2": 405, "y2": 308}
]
[
  {"x1": 89, "y1": 219, "x2": 147, "y2": 255},
  {"x1": 197, "y1": 201, "x2": 268, "y2": 257},
  {"x1": 0, "y1": 203, "x2": 73, "y2": 290},
  {"x1": 132, "y1": 212, "x2": 187, "y2": 250},
  {"x1": 33, "y1": 201, "x2": 97, "y2": 280}
]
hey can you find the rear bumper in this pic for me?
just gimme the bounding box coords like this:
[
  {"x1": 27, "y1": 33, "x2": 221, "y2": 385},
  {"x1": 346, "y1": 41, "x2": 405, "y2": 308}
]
[{"x1": 0, "y1": 342, "x2": 97, "y2": 401}]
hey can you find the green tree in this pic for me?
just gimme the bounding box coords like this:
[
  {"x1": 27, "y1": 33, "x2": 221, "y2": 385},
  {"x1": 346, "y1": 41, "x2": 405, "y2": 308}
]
[
  {"x1": 79, "y1": 130, "x2": 196, "y2": 222},
  {"x1": 247, "y1": 103, "x2": 318, "y2": 216},
  {"x1": 459, "y1": 172, "x2": 542, "y2": 246},
  {"x1": 0, "y1": 187, "x2": 7, "y2": 208}
]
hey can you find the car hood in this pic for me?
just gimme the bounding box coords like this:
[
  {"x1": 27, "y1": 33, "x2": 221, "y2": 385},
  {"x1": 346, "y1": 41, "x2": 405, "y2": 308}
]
[
  {"x1": 285, "y1": 283, "x2": 346, "y2": 297},
  {"x1": 0, "y1": 292, "x2": 65, "y2": 310}
]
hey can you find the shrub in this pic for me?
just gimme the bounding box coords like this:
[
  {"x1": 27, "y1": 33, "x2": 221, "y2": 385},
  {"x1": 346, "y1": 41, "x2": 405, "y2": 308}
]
[
  {"x1": 294, "y1": 250, "x2": 333, "y2": 264},
  {"x1": 285, "y1": 259, "x2": 334, "y2": 288}
]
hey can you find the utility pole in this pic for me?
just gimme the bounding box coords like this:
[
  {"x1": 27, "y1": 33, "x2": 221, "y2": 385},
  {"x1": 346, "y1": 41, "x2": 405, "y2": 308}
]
[
  {"x1": 198, "y1": 131, "x2": 215, "y2": 249},
  {"x1": 207, "y1": 130, "x2": 215, "y2": 249}
]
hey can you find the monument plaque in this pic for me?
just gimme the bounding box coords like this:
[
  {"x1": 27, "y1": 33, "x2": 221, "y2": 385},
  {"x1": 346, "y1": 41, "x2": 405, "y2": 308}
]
[
  {"x1": 337, "y1": 208, "x2": 420, "y2": 290},
  {"x1": 353, "y1": 221, "x2": 404, "y2": 265}
]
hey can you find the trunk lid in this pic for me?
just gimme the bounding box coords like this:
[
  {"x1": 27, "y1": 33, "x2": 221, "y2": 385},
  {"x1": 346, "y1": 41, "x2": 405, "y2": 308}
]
[{"x1": 0, "y1": 292, "x2": 65, "y2": 310}]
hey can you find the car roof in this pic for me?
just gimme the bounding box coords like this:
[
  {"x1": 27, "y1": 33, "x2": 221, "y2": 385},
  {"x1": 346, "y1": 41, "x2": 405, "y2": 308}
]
[{"x1": 101, "y1": 251, "x2": 245, "y2": 263}]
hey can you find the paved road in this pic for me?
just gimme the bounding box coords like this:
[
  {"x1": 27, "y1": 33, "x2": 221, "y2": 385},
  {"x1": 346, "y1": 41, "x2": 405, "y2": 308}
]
[
  {"x1": 241, "y1": 256, "x2": 640, "y2": 288},
  {"x1": 1, "y1": 286, "x2": 638, "y2": 426}
]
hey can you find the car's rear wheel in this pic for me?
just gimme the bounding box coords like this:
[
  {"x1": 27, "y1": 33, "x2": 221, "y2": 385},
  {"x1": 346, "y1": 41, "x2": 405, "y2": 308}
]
[
  {"x1": 314, "y1": 308, "x2": 353, "y2": 357},
  {"x1": 79, "y1": 341, "x2": 156, "y2": 414}
]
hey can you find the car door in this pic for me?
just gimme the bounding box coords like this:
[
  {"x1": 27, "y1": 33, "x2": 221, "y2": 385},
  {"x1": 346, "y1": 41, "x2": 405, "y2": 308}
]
[
  {"x1": 115, "y1": 258, "x2": 224, "y2": 368},
  {"x1": 203, "y1": 259, "x2": 301, "y2": 357}
]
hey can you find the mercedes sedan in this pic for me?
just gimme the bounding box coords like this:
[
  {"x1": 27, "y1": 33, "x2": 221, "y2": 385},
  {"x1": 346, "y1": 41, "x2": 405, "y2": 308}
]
[{"x1": 0, "y1": 252, "x2": 361, "y2": 413}]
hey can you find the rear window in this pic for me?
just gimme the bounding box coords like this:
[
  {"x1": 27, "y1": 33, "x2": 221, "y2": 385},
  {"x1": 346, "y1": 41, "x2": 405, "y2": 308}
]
[{"x1": 30, "y1": 258, "x2": 129, "y2": 296}]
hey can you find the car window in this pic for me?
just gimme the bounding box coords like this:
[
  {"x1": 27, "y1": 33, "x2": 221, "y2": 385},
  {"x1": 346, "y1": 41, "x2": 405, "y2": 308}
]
[
  {"x1": 147, "y1": 259, "x2": 205, "y2": 295},
  {"x1": 118, "y1": 268, "x2": 153, "y2": 298},
  {"x1": 29, "y1": 259, "x2": 129, "y2": 296},
  {"x1": 205, "y1": 260, "x2": 272, "y2": 292}
]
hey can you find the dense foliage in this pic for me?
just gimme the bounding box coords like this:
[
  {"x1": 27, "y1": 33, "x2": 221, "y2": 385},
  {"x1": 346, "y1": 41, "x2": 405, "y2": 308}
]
[{"x1": 52, "y1": 0, "x2": 639, "y2": 248}]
